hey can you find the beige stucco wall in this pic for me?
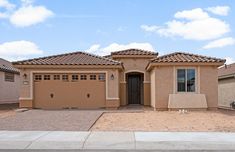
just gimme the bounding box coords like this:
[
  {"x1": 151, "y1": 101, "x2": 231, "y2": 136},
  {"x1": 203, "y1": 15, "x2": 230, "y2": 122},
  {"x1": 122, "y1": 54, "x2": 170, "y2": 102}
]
[
  {"x1": 218, "y1": 78, "x2": 235, "y2": 109},
  {"x1": 200, "y1": 66, "x2": 218, "y2": 109},
  {"x1": 17, "y1": 67, "x2": 120, "y2": 109},
  {"x1": 150, "y1": 65, "x2": 218, "y2": 110},
  {"x1": 115, "y1": 58, "x2": 151, "y2": 82},
  {"x1": 144, "y1": 83, "x2": 151, "y2": 105},
  {"x1": 168, "y1": 94, "x2": 207, "y2": 109},
  {"x1": 150, "y1": 68, "x2": 156, "y2": 107},
  {"x1": 107, "y1": 69, "x2": 119, "y2": 99},
  {"x1": 155, "y1": 66, "x2": 174, "y2": 109},
  {"x1": 120, "y1": 82, "x2": 126, "y2": 106}
]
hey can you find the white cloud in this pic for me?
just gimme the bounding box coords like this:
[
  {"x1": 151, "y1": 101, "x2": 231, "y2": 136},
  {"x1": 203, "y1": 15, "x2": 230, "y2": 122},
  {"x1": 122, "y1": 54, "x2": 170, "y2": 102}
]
[
  {"x1": 206, "y1": 6, "x2": 230, "y2": 16},
  {"x1": 141, "y1": 25, "x2": 160, "y2": 32},
  {"x1": 160, "y1": 18, "x2": 229, "y2": 40},
  {"x1": 0, "y1": 0, "x2": 15, "y2": 10},
  {"x1": 203, "y1": 37, "x2": 235, "y2": 49},
  {"x1": 0, "y1": 40, "x2": 43, "y2": 61},
  {"x1": 0, "y1": 12, "x2": 8, "y2": 18},
  {"x1": 21, "y1": 0, "x2": 34, "y2": 6},
  {"x1": 10, "y1": 5, "x2": 54, "y2": 27},
  {"x1": 174, "y1": 8, "x2": 209, "y2": 20},
  {"x1": 86, "y1": 44, "x2": 101, "y2": 52},
  {"x1": 225, "y1": 57, "x2": 235, "y2": 64},
  {"x1": 0, "y1": 0, "x2": 54, "y2": 27},
  {"x1": 141, "y1": 8, "x2": 230, "y2": 41},
  {"x1": 85, "y1": 42, "x2": 155, "y2": 56}
]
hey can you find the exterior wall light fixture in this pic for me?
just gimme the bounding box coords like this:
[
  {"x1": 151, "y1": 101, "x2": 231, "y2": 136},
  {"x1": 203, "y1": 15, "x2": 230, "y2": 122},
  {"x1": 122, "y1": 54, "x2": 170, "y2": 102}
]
[
  {"x1": 23, "y1": 73, "x2": 27, "y2": 79},
  {"x1": 111, "y1": 74, "x2": 114, "y2": 80}
]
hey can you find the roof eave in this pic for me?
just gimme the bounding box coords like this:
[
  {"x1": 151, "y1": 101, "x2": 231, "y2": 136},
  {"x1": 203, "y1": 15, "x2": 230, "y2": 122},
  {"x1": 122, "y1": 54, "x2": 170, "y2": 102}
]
[
  {"x1": 146, "y1": 61, "x2": 225, "y2": 71},
  {"x1": 13, "y1": 64, "x2": 123, "y2": 69},
  {"x1": 218, "y1": 73, "x2": 235, "y2": 80},
  {"x1": 0, "y1": 68, "x2": 20, "y2": 74}
]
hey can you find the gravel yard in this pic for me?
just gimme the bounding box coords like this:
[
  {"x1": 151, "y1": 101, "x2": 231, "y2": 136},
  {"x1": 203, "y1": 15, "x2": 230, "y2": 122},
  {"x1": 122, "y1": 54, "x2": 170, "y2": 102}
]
[
  {"x1": 91, "y1": 110, "x2": 235, "y2": 132},
  {"x1": 0, "y1": 110, "x2": 103, "y2": 131}
]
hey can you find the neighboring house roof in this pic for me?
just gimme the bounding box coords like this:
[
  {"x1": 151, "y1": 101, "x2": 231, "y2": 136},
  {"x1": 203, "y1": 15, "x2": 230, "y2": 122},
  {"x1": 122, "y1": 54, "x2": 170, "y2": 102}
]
[
  {"x1": 103, "y1": 54, "x2": 112, "y2": 59},
  {"x1": 218, "y1": 62, "x2": 235, "y2": 79},
  {"x1": 0, "y1": 58, "x2": 20, "y2": 74},
  {"x1": 13, "y1": 51, "x2": 122, "y2": 66},
  {"x1": 111, "y1": 48, "x2": 158, "y2": 56},
  {"x1": 150, "y1": 52, "x2": 225, "y2": 63}
]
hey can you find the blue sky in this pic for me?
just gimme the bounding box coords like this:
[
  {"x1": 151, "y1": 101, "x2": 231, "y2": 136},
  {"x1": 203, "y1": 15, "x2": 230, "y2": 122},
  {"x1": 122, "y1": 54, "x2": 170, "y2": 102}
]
[{"x1": 0, "y1": 0, "x2": 235, "y2": 63}]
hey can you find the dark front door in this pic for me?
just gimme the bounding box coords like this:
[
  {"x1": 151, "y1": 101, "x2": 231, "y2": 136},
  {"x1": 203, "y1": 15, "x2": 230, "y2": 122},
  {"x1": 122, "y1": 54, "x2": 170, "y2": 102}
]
[{"x1": 128, "y1": 74, "x2": 141, "y2": 104}]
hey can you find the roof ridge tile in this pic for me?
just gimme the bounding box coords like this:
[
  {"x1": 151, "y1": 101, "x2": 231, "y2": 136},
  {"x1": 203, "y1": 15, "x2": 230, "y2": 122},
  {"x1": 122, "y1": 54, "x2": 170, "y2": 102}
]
[{"x1": 110, "y1": 48, "x2": 158, "y2": 56}]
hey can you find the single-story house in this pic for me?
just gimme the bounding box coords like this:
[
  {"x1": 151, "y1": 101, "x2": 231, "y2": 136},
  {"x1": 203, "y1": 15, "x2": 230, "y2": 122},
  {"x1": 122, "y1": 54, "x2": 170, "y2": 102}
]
[
  {"x1": 0, "y1": 58, "x2": 20, "y2": 104},
  {"x1": 218, "y1": 63, "x2": 235, "y2": 109},
  {"x1": 13, "y1": 49, "x2": 225, "y2": 110}
]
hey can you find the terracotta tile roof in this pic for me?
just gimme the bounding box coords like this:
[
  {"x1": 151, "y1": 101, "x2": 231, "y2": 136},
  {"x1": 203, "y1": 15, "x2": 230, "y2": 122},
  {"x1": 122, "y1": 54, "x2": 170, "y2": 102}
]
[
  {"x1": 150, "y1": 52, "x2": 225, "y2": 63},
  {"x1": 0, "y1": 58, "x2": 20, "y2": 74},
  {"x1": 111, "y1": 48, "x2": 158, "y2": 56},
  {"x1": 103, "y1": 54, "x2": 112, "y2": 59},
  {"x1": 13, "y1": 51, "x2": 121, "y2": 66},
  {"x1": 218, "y1": 63, "x2": 235, "y2": 77}
]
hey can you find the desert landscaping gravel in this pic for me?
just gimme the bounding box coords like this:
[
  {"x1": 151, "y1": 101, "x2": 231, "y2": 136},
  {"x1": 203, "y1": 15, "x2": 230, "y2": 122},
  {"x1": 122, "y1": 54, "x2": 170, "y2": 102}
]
[
  {"x1": 91, "y1": 110, "x2": 235, "y2": 132},
  {"x1": 0, "y1": 110, "x2": 103, "y2": 131}
]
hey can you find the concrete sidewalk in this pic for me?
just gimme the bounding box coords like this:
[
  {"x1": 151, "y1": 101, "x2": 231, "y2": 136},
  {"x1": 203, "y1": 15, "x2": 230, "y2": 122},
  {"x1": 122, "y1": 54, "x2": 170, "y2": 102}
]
[{"x1": 0, "y1": 131, "x2": 234, "y2": 150}]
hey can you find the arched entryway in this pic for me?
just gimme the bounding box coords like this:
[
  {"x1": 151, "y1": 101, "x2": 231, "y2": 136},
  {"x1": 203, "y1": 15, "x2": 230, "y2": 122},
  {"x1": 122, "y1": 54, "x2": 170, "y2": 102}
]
[{"x1": 126, "y1": 72, "x2": 144, "y2": 105}]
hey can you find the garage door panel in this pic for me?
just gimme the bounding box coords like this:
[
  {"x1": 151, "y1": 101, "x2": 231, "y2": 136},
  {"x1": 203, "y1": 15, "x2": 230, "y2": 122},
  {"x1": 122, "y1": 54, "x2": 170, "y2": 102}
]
[{"x1": 33, "y1": 73, "x2": 106, "y2": 109}]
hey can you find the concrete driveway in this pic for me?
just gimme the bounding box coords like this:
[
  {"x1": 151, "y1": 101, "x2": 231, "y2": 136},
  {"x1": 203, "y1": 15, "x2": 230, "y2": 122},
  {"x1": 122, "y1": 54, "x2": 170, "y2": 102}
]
[{"x1": 0, "y1": 110, "x2": 103, "y2": 131}]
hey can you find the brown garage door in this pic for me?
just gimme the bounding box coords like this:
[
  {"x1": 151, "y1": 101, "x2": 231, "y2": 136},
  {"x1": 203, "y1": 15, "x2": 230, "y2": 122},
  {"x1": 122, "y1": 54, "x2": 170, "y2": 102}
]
[{"x1": 33, "y1": 73, "x2": 106, "y2": 109}]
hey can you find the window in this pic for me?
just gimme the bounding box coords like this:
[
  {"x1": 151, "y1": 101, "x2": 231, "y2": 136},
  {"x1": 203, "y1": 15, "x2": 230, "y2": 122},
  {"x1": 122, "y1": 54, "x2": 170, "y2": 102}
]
[
  {"x1": 5, "y1": 72, "x2": 14, "y2": 82},
  {"x1": 34, "y1": 75, "x2": 42, "y2": 81},
  {"x1": 98, "y1": 74, "x2": 105, "y2": 81},
  {"x1": 80, "y1": 74, "x2": 87, "y2": 80},
  {"x1": 72, "y1": 74, "x2": 78, "y2": 81},
  {"x1": 62, "y1": 75, "x2": 68, "y2": 81},
  {"x1": 44, "y1": 75, "x2": 50, "y2": 80},
  {"x1": 54, "y1": 75, "x2": 60, "y2": 80},
  {"x1": 177, "y1": 69, "x2": 186, "y2": 92},
  {"x1": 90, "y1": 74, "x2": 96, "y2": 80},
  {"x1": 177, "y1": 69, "x2": 195, "y2": 92}
]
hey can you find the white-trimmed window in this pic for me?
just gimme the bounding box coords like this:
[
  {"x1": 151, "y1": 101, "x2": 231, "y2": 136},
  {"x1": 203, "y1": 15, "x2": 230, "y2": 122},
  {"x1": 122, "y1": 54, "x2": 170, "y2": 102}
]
[
  {"x1": 80, "y1": 74, "x2": 87, "y2": 80},
  {"x1": 34, "y1": 75, "x2": 42, "y2": 81},
  {"x1": 54, "y1": 75, "x2": 60, "y2": 80},
  {"x1": 90, "y1": 74, "x2": 96, "y2": 80},
  {"x1": 98, "y1": 74, "x2": 105, "y2": 81},
  {"x1": 72, "y1": 74, "x2": 79, "y2": 81},
  {"x1": 44, "y1": 75, "x2": 50, "y2": 80},
  {"x1": 62, "y1": 75, "x2": 68, "y2": 81},
  {"x1": 5, "y1": 72, "x2": 14, "y2": 82},
  {"x1": 177, "y1": 69, "x2": 195, "y2": 92}
]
